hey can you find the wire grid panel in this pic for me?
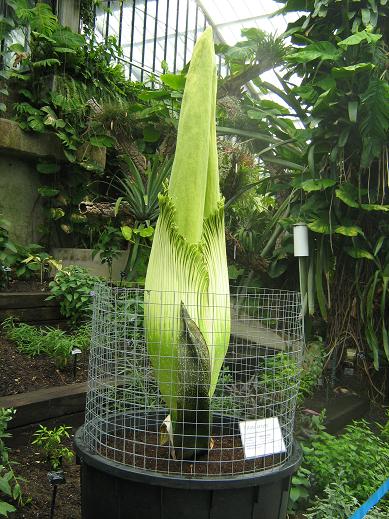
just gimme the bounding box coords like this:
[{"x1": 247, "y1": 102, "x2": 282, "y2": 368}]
[{"x1": 84, "y1": 284, "x2": 303, "y2": 478}]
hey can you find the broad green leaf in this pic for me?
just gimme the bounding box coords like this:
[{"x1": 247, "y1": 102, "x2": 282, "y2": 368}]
[
  {"x1": 8, "y1": 42, "x2": 25, "y2": 53},
  {"x1": 0, "y1": 103, "x2": 6, "y2": 112},
  {"x1": 334, "y1": 225, "x2": 364, "y2": 237},
  {"x1": 345, "y1": 247, "x2": 374, "y2": 260},
  {"x1": 139, "y1": 226, "x2": 154, "y2": 238},
  {"x1": 52, "y1": 28, "x2": 84, "y2": 49},
  {"x1": 90, "y1": 135, "x2": 116, "y2": 148},
  {"x1": 335, "y1": 183, "x2": 359, "y2": 208},
  {"x1": 293, "y1": 85, "x2": 317, "y2": 102},
  {"x1": 316, "y1": 77, "x2": 336, "y2": 91},
  {"x1": 268, "y1": 260, "x2": 288, "y2": 278},
  {"x1": 0, "y1": 501, "x2": 16, "y2": 515},
  {"x1": 331, "y1": 62, "x2": 375, "y2": 78},
  {"x1": 53, "y1": 47, "x2": 77, "y2": 54},
  {"x1": 38, "y1": 186, "x2": 60, "y2": 197},
  {"x1": 143, "y1": 126, "x2": 161, "y2": 142},
  {"x1": 0, "y1": 473, "x2": 12, "y2": 496},
  {"x1": 307, "y1": 219, "x2": 332, "y2": 234},
  {"x1": 121, "y1": 226, "x2": 133, "y2": 241},
  {"x1": 301, "y1": 179, "x2": 336, "y2": 192},
  {"x1": 228, "y1": 264, "x2": 244, "y2": 280},
  {"x1": 285, "y1": 42, "x2": 342, "y2": 63},
  {"x1": 36, "y1": 162, "x2": 60, "y2": 174},
  {"x1": 338, "y1": 30, "x2": 382, "y2": 48},
  {"x1": 247, "y1": 109, "x2": 265, "y2": 120},
  {"x1": 28, "y1": 117, "x2": 45, "y2": 132},
  {"x1": 32, "y1": 58, "x2": 60, "y2": 68},
  {"x1": 361, "y1": 8, "x2": 371, "y2": 25},
  {"x1": 361, "y1": 203, "x2": 389, "y2": 212},
  {"x1": 160, "y1": 73, "x2": 186, "y2": 91}
]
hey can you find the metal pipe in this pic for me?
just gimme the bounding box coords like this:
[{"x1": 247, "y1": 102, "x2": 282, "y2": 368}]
[
  {"x1": 129, "y1": 0, "x2": 137, "y2": 78},
  {"x1": 141, "y1": 0, "x2": 148, "y2": 81},
  {"x1": 173, "y1": 0, "x2": 180, "y2": 72},
  {"x1": 105, "y1": 0, "x2": 111, "y2": 42},
  {"x1": 152, "y1": 0, "x2": 159, "y2": 72}
]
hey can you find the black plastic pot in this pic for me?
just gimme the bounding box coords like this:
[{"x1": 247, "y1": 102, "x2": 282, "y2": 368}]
[{"x1": 75, "y1": 426, "x2": 301, "y2": 519}]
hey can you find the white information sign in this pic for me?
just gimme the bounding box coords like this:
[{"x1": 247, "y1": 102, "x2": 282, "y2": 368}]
[{"x1": 239, "y1": 417, "x2": 286, "y2": 459}]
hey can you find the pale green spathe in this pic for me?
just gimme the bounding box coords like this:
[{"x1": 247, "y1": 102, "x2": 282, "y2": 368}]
[{"x1": 144, "y1": 27, "x2": 230, "y2": 447}]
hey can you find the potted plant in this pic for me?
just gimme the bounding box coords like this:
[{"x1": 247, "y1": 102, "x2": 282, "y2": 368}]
[{"x1": 75, "y1": 28, "x2": 302, "y2": 519}]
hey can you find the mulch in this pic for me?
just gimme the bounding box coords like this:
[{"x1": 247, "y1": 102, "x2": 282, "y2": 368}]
[{"x1": 0, "y1": 335, "x2": 88, "y2": 397}]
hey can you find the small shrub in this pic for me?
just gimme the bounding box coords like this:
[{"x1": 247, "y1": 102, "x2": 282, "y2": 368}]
[
  {"x1": 300, "y1": 340, "x2": 325, "y2": 399},
  {"x1": 32, "y1": 425, "x2": 74, "y2": 470},
  {"x1": 304, "y1": 420, "x2": 389, "y2": 503},
  {"x1": 2, "y1": 318, "x2": 91, "y2": 367},
  {"x1": 290, "y1": 417, "x2": 389, "y2": 515},
  {"x1": 48, "y1": 265, "x2": 100, "y2": 323},
  {"x1": 305, "y1": 481, "x2": 384, "y2": 519},
  {"x1": 2, "y1": 319, "x2": 45, "y2": 357}
]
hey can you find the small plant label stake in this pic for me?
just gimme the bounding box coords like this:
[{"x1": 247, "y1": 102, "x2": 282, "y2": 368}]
[
  {"x1": 239, "y1": 417, "x2": 286, "y2": 459},
  {"x1": 71, "y1": 347, "x2": 82, "y2": 380}
]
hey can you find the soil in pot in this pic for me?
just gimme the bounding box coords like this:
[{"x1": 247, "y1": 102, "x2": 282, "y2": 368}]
[{"x1": 105, "y1": 426, "x2": 287, "y2": 477}]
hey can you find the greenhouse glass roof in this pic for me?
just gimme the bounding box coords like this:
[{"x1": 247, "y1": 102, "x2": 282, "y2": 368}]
[
  {"x1": 197, "y1": 0, "x2": 288, "y2": 45},
  {"x1": 94, "y1": 0, "x2": 291, "y2": 81}
]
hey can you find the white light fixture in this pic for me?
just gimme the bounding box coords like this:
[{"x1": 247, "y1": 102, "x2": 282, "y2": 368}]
[{"x1": 293, "y1": 223, "x2": 309, "y2": 257}]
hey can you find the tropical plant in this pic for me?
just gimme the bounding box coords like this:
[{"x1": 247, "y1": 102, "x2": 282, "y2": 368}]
[
  {"x1": 0, "y1": 408, "x2": 26, "y2": 517},
  {"x1": 21, "y1": 252, "x2": 62, "y2": 283},
  {"x1": 144, "y1": 28, "x2": 230, "y2": 460},
  {"x1": 252, "y1": 0, "x2": 389, "y2": 382},
  {"x1": 32, "y1": 424, "x2": 74, "y2": 470},
  {"x1": 116, "y1": 155, "x2": 173, "y2": 278}
]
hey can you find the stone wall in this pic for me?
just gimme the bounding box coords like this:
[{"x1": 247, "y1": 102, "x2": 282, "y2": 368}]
[
  {"x1": 0, "y1": 118, "x2": 105, "y2": 246},
  {"x1": 0, "y1": 118, "x2": 65, "y2": 245}
]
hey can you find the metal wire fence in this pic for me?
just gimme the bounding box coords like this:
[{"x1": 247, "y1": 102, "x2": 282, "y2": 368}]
[{"x1": 83, "y1": 284, "x2": 303, "y2": 478}]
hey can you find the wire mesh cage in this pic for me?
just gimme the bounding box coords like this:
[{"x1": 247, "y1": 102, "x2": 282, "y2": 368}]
[{"x1": 83, "y1": 284, "x2": 303, "y2": 478}]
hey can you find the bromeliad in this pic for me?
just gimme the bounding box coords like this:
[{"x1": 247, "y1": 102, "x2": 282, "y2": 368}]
[{"x1": 144, "y1": 27, "x2": 230, "y2": 460}]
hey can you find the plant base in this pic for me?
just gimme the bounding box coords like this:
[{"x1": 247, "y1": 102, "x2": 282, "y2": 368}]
[{"x1": 75, "y1": 426, "x2": 301, "y2": 519}]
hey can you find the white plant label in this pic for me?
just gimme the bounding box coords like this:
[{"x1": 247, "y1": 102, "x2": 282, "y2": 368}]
[{"x1": 239, "y1": 417, "x2": 286, "y2": 459}]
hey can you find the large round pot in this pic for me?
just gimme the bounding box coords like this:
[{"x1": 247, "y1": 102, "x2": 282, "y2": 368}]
[{"x1": 75, "y1": 426, "x2": 301, "y2": 519}]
